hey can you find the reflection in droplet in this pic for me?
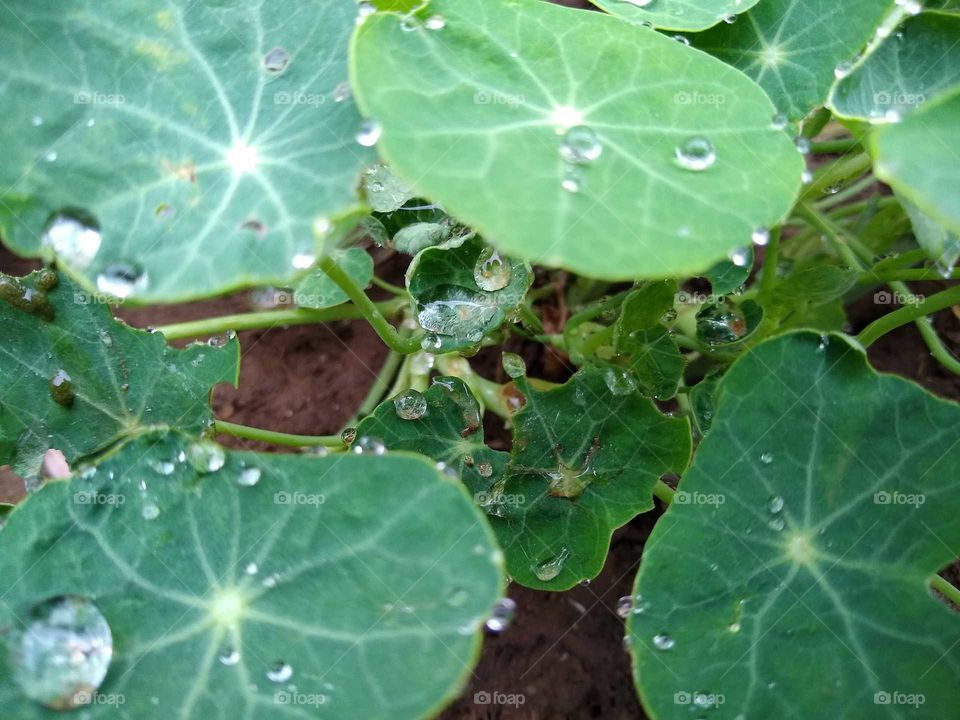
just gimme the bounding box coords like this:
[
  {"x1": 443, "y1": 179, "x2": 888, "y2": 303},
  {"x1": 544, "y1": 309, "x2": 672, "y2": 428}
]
[
  {"x1": 263, "y1": 47, "x2": 290, "y2": 73},
  {"x1": 267, "y1": 662, "x2": 293, "y2": 683},
  {"x1": 474, "y1": 247, "x2": 512, "y2": 291},
  {"x1": 533, "y1": 547, "x2": 570, "y2": 582},
  {"x1": 394, "y1": 389, "x2": 428, "y2": 420},
  {"x1": 356, "y1": 119, "x2": 382, "y2": 147},
  {"x1": 96, "y1": 263, "x2": 148, "y2": 300},
  {"x1": 484, "y1": 598, "x2": 516, "y2": 633},
  {"x1": 675, "y1": 137, "x2": 716, "y2": 171},
  {"x1": 187, "y1": 441, "x2": 226, "y2": 474},
  {"x1": 559, "y1": 126, "x2": 602, "y2": 165}
]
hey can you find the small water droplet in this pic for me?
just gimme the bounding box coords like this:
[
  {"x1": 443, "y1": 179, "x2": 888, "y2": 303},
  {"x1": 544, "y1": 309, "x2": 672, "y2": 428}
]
[
  {"x1": 795, "y1": 137, "x2": 811, "y2": 155},
  {"x1": 9, "y1": 596, "x2": 113, "y2": 709},
  {"x1": 267, "y1": 662, "x2": 293, "y2": 683},
  {"x1": 771, "y1": 112, "x2": 788, "y2": 130},
  {"x1": 616, "y1": 596, "x2": 634, "y2": 619},
  {"x1": 292, "y1": 253, "x2": 315, "y2": 270},
  {"x1": 653, "y1": 633, "x2": 675, "y2": 651},
  {"x1": 729, "y1": 247, "x2": 750, "y2": 267},
  {"x1": 263, "y1": 47, "x2": 290, "y2": 73},
  {"x1": 31, "y1": 115, "x2": 43, "y2": 127},
  {"x1": 561, "y1": 168, "x2": 582, "y2": 193},
  {"x1": 484, "y1": 598, "x2": 516, "y2": 633},
  {"x1": 352, "y1": 436, "x2": 386, "y2": 455},
  {"x1": 96, "y1": 263, "x2": 147, "y2": 300},
  {"x1": 603, "y1": 367, "x2": 637, "y2": 395},
  {"x1": 760, "y1": 452, "x2": 774, "y2": 465},
  {"x1": 623, "y1": 0, "x2": 653, "y2": 6},
  {"x1": 672, "y1": 34, "x2": 691, "y2": 45},
  {"x1": 141, "y1": 502, "x2": 160, "y2": 521},
  {"x1": 219, "y1": 647, "x2": 240, "y2": 666},
  {"x1": 393, "y1": 389, "x2": 427, "y2": 420},
  {"x1": 768, "y1": 495, "x2": 784, "y2": 514},
  {"x1": 751, "y1": 227, "x2": 770, "y2": 247},
  {"x1": 834, "y1": 61, "x2": 853, "y2": 79},
  {"x1": 477, "y1": 462, "x2": 494, "y2": 478},
  {"x1": 533, "y1": 547, "x2": 570, "y2": 582},
  {"x1": 41, "y1": 210, "x2": 102, "y2": 270},
  {"x1": 44, "y1": 150, "x2": 58, "y2": 162},
  {"x1": 675, "y1": 137, "x2": 716, "y2": 171},
  {"x1": 187, "y1": 441, "x2": 226, "y2": 474},
  {"x1": 237, "y1": 465, "x2": 262, "y2": 488},
  {"x1": 474, "y1": 247, "x2": 512, "y2": 291},
  {"x1": 356, "y1": 119, "x2": 382, "y2": 147},
  {"x1": 559, "y1": 126, "x2": 602, "y2": 165},
  {"x1": 768, "y1": 516, "x2": 786, "y2": 532},
  {"x1": 332, "y1": 82, "x2": 351, "y2": 103},
  {"x1": 245, "y1": 562, "x2": 258, "y2": 576}
]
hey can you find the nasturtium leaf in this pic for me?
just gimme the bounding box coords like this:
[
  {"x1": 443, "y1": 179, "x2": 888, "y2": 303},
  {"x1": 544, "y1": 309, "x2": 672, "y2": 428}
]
[
  {"x1": 0, "y1": 432, "x2": 504, "y2": 719},
  {"x1": 587, "y1": 0, "x2": 763, "y2": 32},
  {"x1": 703, "y1": 247, "x2": 754, "y2": 295},
  {"x1": 766, "y1": 263, "x2": 858, "y2": 324},
  {"x1": 614, "y1": 284, "x2": 684, "y2": 400},
  {"x1": 688, "y1": 368, "x2": 723, "y2": 435},
  {"x1": 830, "y1": 11, "x2": 960, "y2": 122},
  {"x1": 873, "y1": 88, "x2": 960, "y2": 235},
  {"x1": 498, "y1": 369, "x2": 691, "y2": 590},
  {"x1": 407, "y1": 237, "x2": 532, "y2": 352},
  {"x1": 616, "y1": 282, "x2": 679, "y2": 335},
  {"x1": 393, "y1": 222, "x2": 454, "y2": 256},
  {"x1": 629, "y1": 332, "x2": 960, "y2": 719},
  {"x1": 0, "y1": 271, "x2": 238, "y2": 481},
  {"x1": 692, "y1": 0, "x2": 895, "y2": 120},
  {"x1": 353, "y1": 377, "x2": 510, "y2": 506},
  {"x1": 352, "y1": 0, "x2": 803, "y2": 280},
  {"x1": 362, "y1": 163, "x2": 416, "y2": 213},
  {"x1": 901, "y1": 196, "x2": 960, "y2": 274},
  {"x1": 0, "y1": 0, "x2": 373, "y2": 302},
  {"x1": 293, "y1": 248, "x2": 374, "y2": 310}
]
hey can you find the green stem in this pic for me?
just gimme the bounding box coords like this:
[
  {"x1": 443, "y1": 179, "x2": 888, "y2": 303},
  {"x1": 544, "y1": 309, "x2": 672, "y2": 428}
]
[
  {"x1": 369, "y1": 275, "x2": 408, "y2": 296},
  {"x1": 930, "y1": 574, "x2": 960, "y2": 608},
  {"x1": 800, "y1": 152, "x2": 873, "y2": 204},
  {"x1": 856, "y1": 285, "x2": 960, "y2": 348},
  {"x1": 759, "y1": 226, "x2": 782, "y2": 300},
  {"x1": 801, "y1": 107, "x2": 832, "y2": 139},
  {"x1": 915, "y1": 315, "x2": 960, "y2": 375},
  {"x1": 353, "y1": 348, "x2": 404, "y2": 422},
  {"x1": 810, "y1": 138, "x2": 861, "y2": 155},
  {"x1": 864, "y1": 268, "x2": 960, "y2": 283},
  {"x1": 653, "y1": 479, "x2": 675, "y2": 505},
  {"x1": 319, "y1": 255, "x2": 422, "y2": 354},
  {"x1": 156, "y1": 300, "x2": 407, "y2": 341},
  {"x1": 794, "y1": 203, "x2": 864, "y2": 270},
  {"x1": 214, "y1": 420, "x2": 342, "y2": 448}
]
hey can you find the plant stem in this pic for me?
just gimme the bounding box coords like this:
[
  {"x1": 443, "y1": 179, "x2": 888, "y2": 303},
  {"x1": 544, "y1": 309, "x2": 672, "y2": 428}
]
[
  {"x1": 156, "y1": 300, "x2": 407, "y2": 341},
  {"x1": 930, "y1": 574, "x2": 960, "y2": 608},
  {"x1": 865, "y1": 268, "x2": 960, "y2": 283},
  {"x1": 318, "y1": 255, "x2": 422, "y2": 354},
  {"x1": 856, "y1": 285, "x2": 960, "y2": 348},
  {"x1": 794, "y1": 203, "x2": 864, "y2": 270},
  {"x1": 810, "y1": 138, "x2": 861, "y2": 155},
  {"x1": 214, "y1": 420, "x2": 342, "y2": 448},
  {"x1": 369, "y1": 275, "x2": 409, "y2": 296},
  {"x1": 759, "y1": 226, "x2": 782, "y2": 299},
  {"x1": 353, "y1": 348, "x2": 405, "y2": 422},
  {"x1": 653, "y1": 479, "x2": 675, "y2": 505},
  {"x1": 914, "y1": 315, "x2": 960, "y2": 375}
]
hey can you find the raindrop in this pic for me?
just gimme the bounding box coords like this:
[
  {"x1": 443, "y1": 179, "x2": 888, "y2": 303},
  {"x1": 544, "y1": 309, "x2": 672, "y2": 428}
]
[
  {"x1": 447, "y1": 587, "x2": 469, "y2": 606},
  {"x1": 474, "y1": 247, "x2": 512, "y2": 291},
  {"x1": 41, "y1": 210, "x2": 102, "y2": 270},
  {"x1": 219, "y1": 648, "x2": 240, "y2": 666},
  {"x1": 559, "y1": 126, "x2": 603, "y2": 165},
  {"x1": 355, "y1": 119, "x2": 382, "y2": 147},
  {"x1": 267, "y1": 662, "x2": 293, "y2": 683},
  {"x1": 357, "y1": 1, "x2": 376, "y2": 21},
  {"x1": 96, "y1": 263, "x2": 148, "y2": 300},
  {"x1": 795, "y1": 137, "x2": 811, "y2": 155},
  {"x1": 49, "y1": 369, "x2": 75, "y2": 407},
  {"x1": 149, "y1": 459, "x2": 175, "y2": 476},
  {"x1": 672, "y1": 35, "x2": 691, "y2": 46},
  {"x1": 245, "y1": 562, "x2": 259, "y2": 576},
  {"x1": 834, "y1": 61, "x2": 853, "y2": 79},
  {"x1": 801, "y1": 169, "x2": 814, "y2": 184},
  {"x1": 760, "y1": 452, "x2": 774, "y2": 465},
  {"x1": 424, "y1": 14, "x2": 446, "y2": 30},
  {"x1": 435, "y1": 461, "x2": 458, "y2": 479},
  {"x1": 9, "y1": 596, "x2": 113, "y2": 709},
  {"x1": 141, "y1": 502, "x2": 160, "y2": 521},
  {"x1": 675, "y1": 137, "x2": 716, "y2": 171},
  {"x1": 561, "y1": 168, "x2": 582, "y2": 193},
  {"x1": 393, "y1": 389, "x2": 427, "y2": 420},
  {"x1": 44, "y1": 150, "x2": 58, "y2": 162},
  {"x1": 616, "y1": 596, "x2": 634, "y2": 619},
  {"x1": 696, "y1": 300, "x2": 748, "y2": 346},
  {"x1": 768, "y1": 495, "x2": 784, "y2": 514},
  {"x1": 501, "y1": 352, "x2": 526, "y2": 379},
  {"x1": 604, "y1": 367, "x2": 637, "y2": 396},
  {"x1": 652, "y1": 633, "x2": 675, "y2": 651},
  {"x1": 752, "y1": 228, "x2": 770, "y2": 247},
  {"x1": 31, "y1": 115, "x2": 43, "y2": 127},
  {"x1": 771, "y1": 112, "x2": 788, "y2": 130},
  {"x1": 723, "y1": 13, "x2": 737, "y2": 23},
  {"x1": 187, "y1": 441, "x2": 226, "y2": 474},
  {"x1": 769, "y1": 516, "x2": 786, "y2": 532},
  {"x1": 352, "y1": 436, "x2": 387, "y2": 455},
  {"x1": 623, "y1": 0, "x2": 653, "y2": 6},
  {"x1": 237, "y1": 465, "x2": 262, "y2": 488},
  {"x1": 895, "y1": 0, "x2": 922, "y2": 15},
  {"x1": 533, "y1": 547, "x2": 570, "y2": 582},
  {"x1": 484, "y1": 598, "x2": 516, "y2": 633},
  {"x1": 477, "y1": 462, "x2": 494, "y2": 478},
  {"x1": 291, "y1": 253, "x2": 315, "y2": 270},
  {"x1": 341, "y1": 427, "x2": 357, "y2": 445},
  {"x1": 729, "y1": 247, "x2": 750, "y2": 267},
  {"x1": 332, "y1": 82, "x2": 351, "y2": 103},
  {"x1": 263, "y1": 47, "x2": 290, "y2": 74}
]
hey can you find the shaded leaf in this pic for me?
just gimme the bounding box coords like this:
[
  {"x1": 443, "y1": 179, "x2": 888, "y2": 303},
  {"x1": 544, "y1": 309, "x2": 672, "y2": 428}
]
[
  {"x1": 703, "y1": 247, "x2": 754, "y2": 295},
  {"x1": 587, "y1": 0, "x2": 763, "y2": 32},
  {"x1": 362, "y1": 163, "x2": 416, "y2": 213},
  {"x1": 293, "y1": 248, "x2": 374, "y2": 310}
]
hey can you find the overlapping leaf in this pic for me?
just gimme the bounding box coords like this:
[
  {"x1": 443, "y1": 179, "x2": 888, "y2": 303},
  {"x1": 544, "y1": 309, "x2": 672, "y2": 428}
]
[
  {"x1": 587, "y1": 0, "x2": 763, "y2": 32},
  {"x1": 0, "y1": 432, "x2": 504, "y2": 718},
  {"x1": 629, "y1": 332, "x2": 960, "y2": 719},
  {"x1": 0, "y1": 270, "x2": 238, "y2": 480},
  {"x1": 352, "y1": 0, "x2": 802, "y2": 280},
  {"x1": 293, "y1": 248, "x2": 374, "y2": 310},
  {"x1": 0, "y1": 0, "x2": 373, "y2": 302}
]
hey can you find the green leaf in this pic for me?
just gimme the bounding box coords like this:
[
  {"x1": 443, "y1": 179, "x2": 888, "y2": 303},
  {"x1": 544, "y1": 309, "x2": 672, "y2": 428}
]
[
  {"x1": 901, "y1": 196, "x2": 960, "y2": 274},
  {"x1": 0, "y1": 1, "x2": 373, "y2": 302},
  {"x1": 500, "y1": 369, "x2": 691, "y2": 589},
  {"x1": 292, "y1": 248, "x2": 374, "y2": 310},
  {"x1": 0, "y1": 432, "x2": 504, "y2": 718},
  {"x1": 352, "y1": 0, "x2": 803, "y2": 280},
  {"x1": 586, "y1": 0, "x2": 763, "y2": 31},
  {"x1": 614, "y1": 283, "x2": 685, "y2": 400},
  {"x1": 873, "y1": 88, "x2": 960, "y2": 235},
  {"x1": 693, "y1": 0, "x2": 895, "y2": 120},
  {"x1": 407, "y1": 237, "x2": 532, "y2": 352},
  {"x1": 615, "y1": 281, "x2": 678, "y2": 334},
  {"x1": 353, "y1": 378, "x2": 510, "y2": 505},
  {"x1": 767, "y1": 263, "x2": 858, "y2": 321},
  {"x1": 703, "y1": 247, "x2": 754, "y2": 295},
  {"x1": 689, "y1": 368, "x2": 723, "y2": 435},
  {"x1": 0, "y1": 270, "x2": 238, "y2": 480},
  {"x1": 628, "y1": 332, "x2": 960, "y2": 719},
  {"x1": 830, "y1": 11, "x2": 960, "y2": 122},
  {"x1": 362, "y1": 163, "x2": 416, "y2": 213}
]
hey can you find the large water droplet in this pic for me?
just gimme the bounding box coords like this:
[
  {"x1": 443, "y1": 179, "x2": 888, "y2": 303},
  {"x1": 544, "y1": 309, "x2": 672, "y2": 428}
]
[
  {"x1": 501, "y1": 352, "x2": 526, "y2": 379},
  {"x1": 533, "y1": 547, "x2": 570, "y2": 582},
  {"x1": 187, "y1": 441, "x2": 226, "y2": 474},
  {"x1": 652, "y1": 632, "x2": 675, "y2": 651},
  {"x1": 393, "y1": 389, "x2": 427, "y2": 420},
  {"x1": 263, "y1": 47, "x2": 290, "y2": 73},
  {"x1": 41, "y1": 210, "x2": 102, "y2": 270},
  {"x1": 484, "y1": 598, "x2": 516, "y2": 633},
  {"x1": 675, "y1": 137, "x2": 716, "y2": 171},
  {"x1": 768, "y1": 496, "x2": 785, "y2": 514},
  {"x1": 237, "y1": 465, "x2": 262, "y2": 488},
  {"x1": 355, "y1": 119, "x2": 382, "y2": 147},
  {"x1": 474, "y1": 247, "x2": 512, "y2": 291},
  {"x1": 696, "y1": 300, "x2": 748, "y2": 345},
  {"x1": 9, "y1": 596, "x2": 113, "y2": 709},
  {"x1": 424, "y1": 14, "x2": 446, "y2": 30},
  {"x1": 96, "y1": 263, "x2": 147, "y2": 300},
  {"x1": 560, "y1": 126, "x2": 603, "y2": 165}
]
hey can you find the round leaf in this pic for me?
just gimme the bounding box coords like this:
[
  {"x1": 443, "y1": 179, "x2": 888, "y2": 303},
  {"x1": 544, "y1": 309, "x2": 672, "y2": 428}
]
[{"x1": 587, "y1": 0, "x2": 763, "y2": 32}]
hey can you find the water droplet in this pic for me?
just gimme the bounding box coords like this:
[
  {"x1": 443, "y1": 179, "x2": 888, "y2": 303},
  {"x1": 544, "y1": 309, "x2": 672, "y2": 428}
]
[
  {"x1": 771, "y1": 112, "x2": 788, "y2": 130},
  {"x1": 96, "y1": 263, "x2": 147, "y2": 300},
  {"x1": 675, "y1": 137, "x2": 716, "y2": 171},
  {"x1": 729, "y1": 247, "x2": 750, "y2": 267},
  {"x1": 751, "y1": 227, "x2": 770, "y2": 247},
  {"x1": 533, "y1": 547, "x2": 570, "y2": 582},
  {"x1": 341, "y1": 427, "x2": 357, "y2": 445},
  {"x1": 393, "y1": 389, "x2": 427, "y2": 420},
  {"x1": 801, "y1": 169, "x2": 813, "y2": 184},
  {"x1": 267, "y1": 662, "x2": 293, "y2": 683},
  {"x1": 795, "y1": 137, "x2": 811, "y2": 155},
  {"x1": 187, "y1": 441, "x2": 226, "y2": 474},
  {"x1": 352, "y1": 436, "x2": 386, "y2": 455},
  {"x1": 616, "y1": 596, "x2": 634, "y2": 619},
  {"x1": 219, "y1": 648, "x2": 240, "y2": 666},
  {"x1": 292, "y1": 253, "x2": 315, "y2": 270},
  {"x1": 623, "y1": 0, "x2": 653, "y2": 6},
  {"x1": 896, "y1": 0, "x2": 922, "y2": 15},
  {"x1": 768, "y1": 516, "x2": 786, "y2": 532},
  {"x1": 501, "y1": 352, "x2": 526, "y2": 379},
  {"x1": 263, "y1": 47, "x2": 290, "y2": 73},
  {"x1": 41, "y1": 210, "x2": 102, "y2": 270},
  {"x1": 435, "y1": 461, "x2": 458, "y2": 479},
  {"x1": 237, "y1": 465, "x2": 262, "y2": 488},
  {"x1": 603, "y1": 367, "x2": 637, "y2": 395},
  {"x1": 477, "y1": 462, "x2": 494, "y2": 478},
  {"x1": 245, "y1": 562, "x2": 258, "y2": 576},
  {"x1": 484, "y1": 598, "x2": 516, "y2": 633},
  {"x1": 760, "y1": 452, "x2": 774, "y2": 465},
  {"x1": 653, "y1": 633, "x2": 675, "y2": 651},
  {"x1": 559, "y1": 126, "x2": 602, "y2": 165},
  {"x1": 474, "y1": 247, "x2": 512, "y2": 291},
  {"x1": 424, "y1": 14, "x2": 446, "y2": 30},
  {"x1": 44, "y1": 150, "x2": 58, "y2": 162},
  {"x1": 49, "y1": 369, "x2": 75, "y2": 407},
  {"x1": 332, "y1": 82, "x2": 351, "y2": 103},
  {"x1": 9, "y1": 596, "x2": 113, "y2": 709},
  {"x1": 768, "y1": 495, "x2": 784, "y2": 514},
  {"x1": 141, "y1": 502, "x2": 160, "y2": 521},
  {"x1": 561, "y1": 168, "x2": 582, "y2": 193},
  {"x1": 728, "y1": 621, "x2": 741, "y2": 633},
  {"x1": 672, "y1": 34, "x2": 691, "y2": 45},
  {"x1": 31, "y1": 115, "x2": 43, "y2": 127},
  {"x1": 834, "y1": 61, "x2": 853, "y2": 79},
  {"x1": 355, "y1": 119, "x2": 382, "y2": 147},
  {"x1": 696, "y1": 300, "x2": 748, "y2": 345}
]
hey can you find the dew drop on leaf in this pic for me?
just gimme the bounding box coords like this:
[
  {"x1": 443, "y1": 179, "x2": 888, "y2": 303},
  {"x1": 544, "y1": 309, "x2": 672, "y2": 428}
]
[
  {"x1": 751, "y1": 228, "x2": 770, "y2": 247},
  {"x1": 616, "y1": 595, "x2": 634, "y2": 619},
  {"x1": 267, "y1": 662, "x2": 293, "y2": 683},
  {"x1": 96, "y1": 262, "x2": 148, "y2": 300},
  {"x1": 9, "y1": 596, "x2": 113, "y2": 710},
  {"x1": 768, "y1": 516, "x2": 786, "y2": 532},
  {"x1": 532, "y1": 547, "x2": 570, "y2": 582},
  {"x1": 559, "y1": 125, "x2": 603, "y2": 165},
  {"x1": 622, "y1": 0, "x2": 653, "y2": 6},
  {"x1": 355, "y1": 119, "x2": 382, "y2": 147},
  {"x1": 473, "y1": 247, "x2": 512, "y2": 291},
  {"x1": 141, "y1": 502, "x2": 160, "y2": 521},
  {"x1": 332, "y1": 81, "x2": 351, "y2": 103},
  {"x1": 49, "y1": 369, "x2": 74, "y2": 407},
  {"x1": 603, "y1": 367, "x2": 637, "y2": 396},
  {"x1": 771, "y1": 112, "x2": 788, "y2": 130},
  {"x1": 696, "y1": 300, "x2": 748, "y2": 345},
  {"x1": 652, "y1": 633, "x2": 675, "y2": 651},
  {"x1": 675, "y1": 137, "x2": 716, "y2": 171},
  {"x1": 760, "y1": 452, "x2": 774, "y2": 465},
  {"x1": 424, "y1": 14, "x2": 446, "y2": 30},
  {"x1": 561, "y1": 167, "x2": 582, "y2": 193},
  {"x1": 41, "y1": 210, "x2": 102, "y2": 270},
  {"x1": 237, "y1": 465, "x2": 262, "y2": 487},
  {"x1": 484, "y1": 598, "x2": 516, "y2": 633},
  {"x1": 352, "y1": 436, "x2": 387, "y2": 455},
  {"x1": 263, "y1": 47, "x2": 290, "y2": 73},
  {"x1": 187, "y1": 440, "x2": 226, "y2": 474},
  {"x1": 728, "y1": 247, "x2": 751, "y2": 267},
  {"x1": 393, "y1": 389, "x2": 428, "y2": 420},
  {"x1": 219, "y1": 647, "x2": 240, "y2": 666},
  {"x1": 477, "y1": 462, "x2": 494, "y2": 478}
]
